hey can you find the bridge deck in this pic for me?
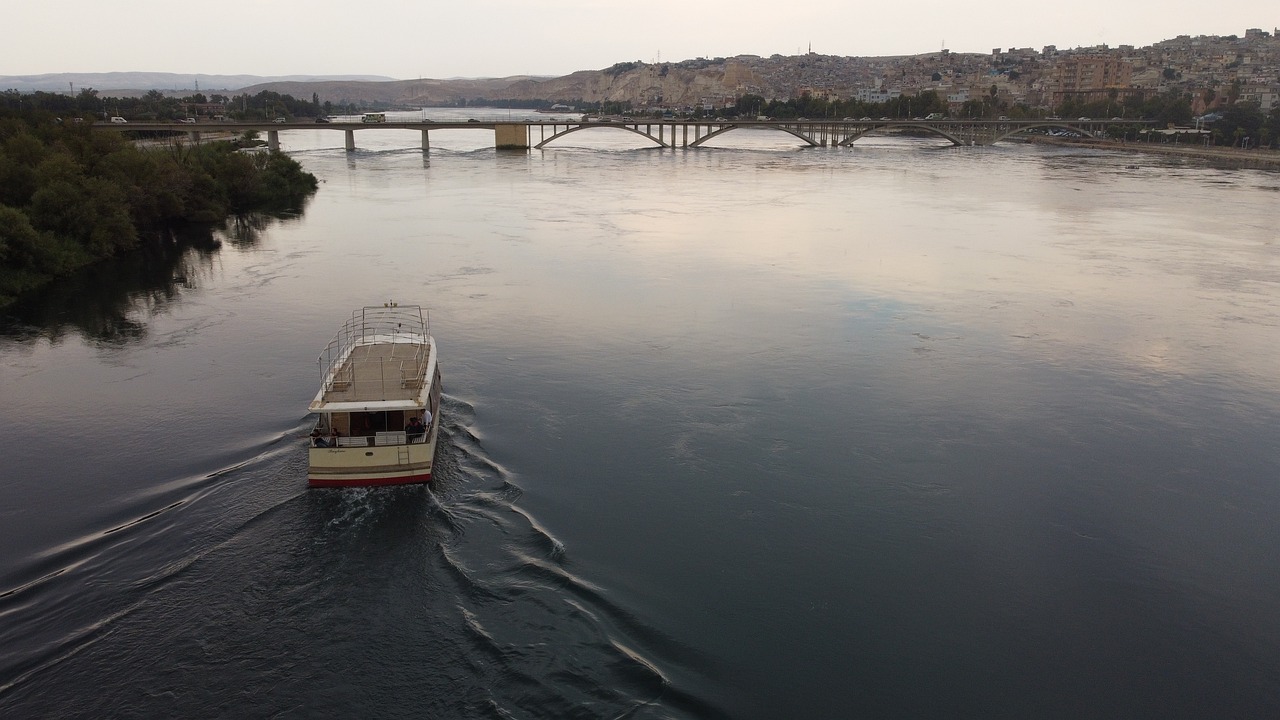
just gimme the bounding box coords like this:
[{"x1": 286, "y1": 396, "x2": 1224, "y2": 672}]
[{"x1": 100, "y1": 118, "x2": 1153, "y2": 150}]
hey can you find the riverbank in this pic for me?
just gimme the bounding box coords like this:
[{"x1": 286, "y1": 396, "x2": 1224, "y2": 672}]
[
  {"x1": 1027, "y1": 136, "x2": 1280, "y2": 167},
  {"x1": 0, "y1": 111, "x2": 318, "y2": 309}
]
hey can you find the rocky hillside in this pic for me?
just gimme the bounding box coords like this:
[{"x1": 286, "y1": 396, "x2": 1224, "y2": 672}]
[{"x1": 239, "y1": 59, "x2": 772, "y2": 108}]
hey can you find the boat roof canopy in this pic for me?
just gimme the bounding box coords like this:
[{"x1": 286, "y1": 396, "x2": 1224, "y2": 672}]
[{"x1": 310, "y1": 399, "x2": 427, "y2": 413}]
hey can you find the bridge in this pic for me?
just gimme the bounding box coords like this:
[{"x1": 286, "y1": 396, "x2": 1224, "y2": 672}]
[{"x1": 106, "y1": 118, "x2": 1151, "y2": 152}]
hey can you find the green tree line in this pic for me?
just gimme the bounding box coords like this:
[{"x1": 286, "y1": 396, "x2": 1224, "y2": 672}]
[
  {"x1": 0, "y1": 108, "x2": 319, "y2": 306},
  {"x1": 1, "y1": 88, "x2": 361, "y2": 122}
]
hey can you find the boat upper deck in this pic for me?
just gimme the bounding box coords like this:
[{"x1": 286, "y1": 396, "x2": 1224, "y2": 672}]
[
  {"x1": 320, "y1": 338, "x2": 431, "y2": 405},
  {"x1": 310, "y1": 305, "x2": 435, "y2": 411}
]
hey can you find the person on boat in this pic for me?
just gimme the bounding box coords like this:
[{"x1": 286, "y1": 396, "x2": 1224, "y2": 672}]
[
  {"x1": 406, "y1": 415, "x2": 425, "y2": 442},
  {"x1": 422, "y1": 408, "x2": 433, "y2": 433},
  {"x1": 311, "y1": 428, "x2": 329, "y2": 447}
]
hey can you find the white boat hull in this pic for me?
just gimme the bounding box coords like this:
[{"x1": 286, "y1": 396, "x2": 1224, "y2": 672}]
[
  {"x1": 306, "y1": 305, "x2": 441, "y2": 488},
  {"x1": 307, "y1": 423, "x2": 439, "y2": 487}
]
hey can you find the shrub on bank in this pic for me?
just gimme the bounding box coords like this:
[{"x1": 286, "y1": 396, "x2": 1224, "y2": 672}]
[{"x1": 0, "y1": 109, "x2": 319, "y2": 306}]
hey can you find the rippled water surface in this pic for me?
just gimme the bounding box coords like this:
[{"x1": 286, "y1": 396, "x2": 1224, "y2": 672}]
[{"x1": 2, "y1": 112, "x2": 1279, "y2": 718}]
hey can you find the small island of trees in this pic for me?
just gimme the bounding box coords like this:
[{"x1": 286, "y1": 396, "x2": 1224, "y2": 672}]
[{"x1": 0, "y1": 106, "x2": 319, "y2": 307}]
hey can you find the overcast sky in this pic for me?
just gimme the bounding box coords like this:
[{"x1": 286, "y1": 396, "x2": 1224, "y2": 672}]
[{"x1": 6, "y1": 1, "x2": 1276, "y2": 79}]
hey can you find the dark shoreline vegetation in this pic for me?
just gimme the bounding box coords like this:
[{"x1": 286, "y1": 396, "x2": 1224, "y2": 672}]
[{"x1": 0, "y1": 109, "x2": 318, "y2": 308}]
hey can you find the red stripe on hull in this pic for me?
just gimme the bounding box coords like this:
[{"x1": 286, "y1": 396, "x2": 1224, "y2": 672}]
[{"x1": 308, "y1": 472, "x2": 432, "y2": 488}]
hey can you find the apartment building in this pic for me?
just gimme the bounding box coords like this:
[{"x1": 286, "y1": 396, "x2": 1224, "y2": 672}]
[{"x1": 1050, "y1": 54, "x2": 1135, "y2": 105}]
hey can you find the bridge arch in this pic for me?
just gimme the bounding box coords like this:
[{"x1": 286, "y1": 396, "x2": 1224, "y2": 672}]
[
  {"x1": 534, "y1": 123, "x2": 666, "y2": 149},
  {"x1": 989, "y1": 122, "x2": 1098, "y2": 144},
  {"x1": 689, "y1": 123, "x2": 818, "y2": 147},
  {"x1": 837, "y1": 123, "x2": 967, "y2": 147}
]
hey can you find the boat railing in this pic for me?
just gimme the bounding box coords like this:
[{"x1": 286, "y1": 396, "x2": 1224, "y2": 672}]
[
  {"x1": 318, "y1": 304, "x2": 429, "y2": 387},
  {"x1": 310, "y1": 431, "x2": 430, "y2": 448},
  {"x1": 322, "y1": 354, "x2": 429, "y2": 397}
]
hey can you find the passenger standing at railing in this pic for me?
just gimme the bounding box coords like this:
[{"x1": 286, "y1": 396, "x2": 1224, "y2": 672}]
[{"x1": 405, "y1": 415, "x2": 425, "y2": 443}]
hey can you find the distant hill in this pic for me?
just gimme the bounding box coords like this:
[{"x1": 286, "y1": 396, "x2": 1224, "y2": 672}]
[
  {"x1": 0, "y1": 72, "x2": 398, "y2": 94},
  {"x1": 235, "y1": 76, "x2": 556, "y2": 105},
  {"x1": 236, "y1": 59, "x2": 803, "y2": 108}
]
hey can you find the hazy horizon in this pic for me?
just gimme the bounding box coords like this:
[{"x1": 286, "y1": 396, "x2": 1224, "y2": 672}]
[{"x1": 6, "y1": 2, "x2": 1276, "y2": 80}]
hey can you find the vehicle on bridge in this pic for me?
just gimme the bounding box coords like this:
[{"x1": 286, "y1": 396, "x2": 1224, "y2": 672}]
[{"x1": 362, "y1": 113, "x2": 387, "y2": 124}]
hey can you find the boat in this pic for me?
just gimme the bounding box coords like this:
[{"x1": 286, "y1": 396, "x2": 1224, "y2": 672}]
[{"x1": 306, "y1": 304, "x2": 441, "y2": 487}]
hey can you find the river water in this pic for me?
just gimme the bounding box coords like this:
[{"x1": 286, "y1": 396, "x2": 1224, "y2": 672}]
[{"x1": 2, "y1": 110, "x2": 1279, "y2": 718}]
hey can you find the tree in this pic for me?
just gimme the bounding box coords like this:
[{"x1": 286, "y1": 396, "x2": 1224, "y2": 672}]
[
  {"x1": 28, "y1": 155, "x2": 137, "y2": 256},
  {"x1": 0, "y1": 106, "x2": 319, "y2": 304},
  {"x1": 1212, "y1": 101, "x2": 1264, "y2": 147},
  {"x1": 75, "y1": 88, "x2": 102, "y2": 116}
]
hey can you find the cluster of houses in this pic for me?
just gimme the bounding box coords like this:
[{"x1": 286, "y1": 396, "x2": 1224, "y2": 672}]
[{"x1": 667, "y1": 28, "x2": 1279, "y2": 117}]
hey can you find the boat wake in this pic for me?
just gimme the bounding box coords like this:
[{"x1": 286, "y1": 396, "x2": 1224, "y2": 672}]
[{"x1": 0, "y1": 395, "x2": 725, "y2": 719}]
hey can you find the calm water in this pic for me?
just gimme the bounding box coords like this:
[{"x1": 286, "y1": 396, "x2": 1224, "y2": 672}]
[{"x1": 2, "y1": 111, "x2": 1279, "y2": 718}]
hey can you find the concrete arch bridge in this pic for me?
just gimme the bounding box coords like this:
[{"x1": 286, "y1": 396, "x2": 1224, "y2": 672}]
[
  {"x1": 528, "y1": 118, "x2": 1147, "y2": 148},
  {"x1": 104, "y1": 118, "x2": 1149, "y2": 151}
]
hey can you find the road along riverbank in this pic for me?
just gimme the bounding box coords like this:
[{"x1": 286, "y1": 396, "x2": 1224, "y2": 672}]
[{"x1": 1027, "y1": 136, "x2": 1280, "y2": 167}]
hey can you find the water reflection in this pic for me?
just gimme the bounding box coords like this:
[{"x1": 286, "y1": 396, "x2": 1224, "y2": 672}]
[
  {"x1": 223, "y1": 209, "x2": 306, "y2": 248},
  {"x1": 0, "y1": 212, "x2": 304, "y2": 344}
]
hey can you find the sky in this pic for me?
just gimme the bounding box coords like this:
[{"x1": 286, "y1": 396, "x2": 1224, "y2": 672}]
[{"x1": 5, "y1": 1, "x2": 1276, "y2": 80}]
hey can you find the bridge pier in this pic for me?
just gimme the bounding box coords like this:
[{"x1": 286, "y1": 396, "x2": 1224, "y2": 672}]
[
  {"x1": 421, "y1": 129, "x2": 429, "y2": 151},
  {"x1": 495, "y1": 124, "x2": 529, "y2": 150},
  {"x1": 267, "y1": 130, "x2": 280, "y2": 151},
  {"x1": 344, "y1": 129, "x2": 355, "y2": 152},
  {"x1": 188, "y1": 131, "x2": 201, "y2": 144}
]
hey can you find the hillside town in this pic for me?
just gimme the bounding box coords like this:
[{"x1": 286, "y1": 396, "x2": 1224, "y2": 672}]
[
  {"x1": 614, "y1": 27, "x2": 1279, "y2": 117},
  {"x1": 4, "y1": 26, "x2": 1278, "y2": 141}
]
